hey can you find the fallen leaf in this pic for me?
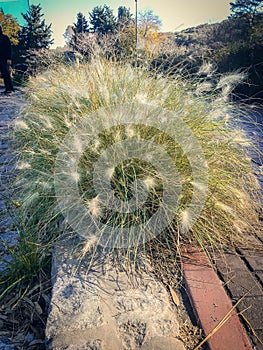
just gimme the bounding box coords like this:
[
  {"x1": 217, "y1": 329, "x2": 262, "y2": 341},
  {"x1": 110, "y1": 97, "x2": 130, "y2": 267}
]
[{"x1": 168, "y1": 285, "x2": 180, "y2": 306}]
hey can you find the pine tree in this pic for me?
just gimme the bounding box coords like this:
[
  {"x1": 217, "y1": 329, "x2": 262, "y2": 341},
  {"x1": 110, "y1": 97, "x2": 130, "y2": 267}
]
[
  {"x1": 70, "y1": 12, "x2": 89, "y2": 51},
  {"x1": 74, "y1": 12, "x2": 89, "y2": 34},
  {"x1": 230, "y1": 0, "x2": 263, "y2": 64},
  {"x1": 230, "y1": 0, "x2": 263, "y2": 38},
  {"x1": 19, "y1": 4, "x2": 53, "y2": 50},
  {"x1": 115, "y1": 6, "x2": 135, "y2": 58},
  {"x1": 89, "y1": 5, "x2": 117, "y2": 35},
  {"x1": 117, "y1": 6, "x2": 134, "y2": 27},
  {"x1": 230, "y1": 0, "x2": 263, "y2": 16},
  {"x1": 0, "y1": 9, "x2": 20, "y2": 45}
]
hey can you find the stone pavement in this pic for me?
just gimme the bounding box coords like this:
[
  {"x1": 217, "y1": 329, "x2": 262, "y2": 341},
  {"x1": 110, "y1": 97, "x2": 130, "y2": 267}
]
[
  {"x1": 0, "y1": 91, "x2": 24, "y2": 350},
  {"x1": 46, "y1": 236, "x2": 187, "y2": 350},
  {"x1": 216, "y1": 237, "x2": 263, "y2": 350},
  {"x1": 216, "y1": 108, "x2": 263, "y2": 350},
  {"x1": 0, "y1": 91, "x2": 23, "y2": 273}
]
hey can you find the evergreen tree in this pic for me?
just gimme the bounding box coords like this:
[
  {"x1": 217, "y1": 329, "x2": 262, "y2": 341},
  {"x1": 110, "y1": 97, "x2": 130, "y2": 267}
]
[
  {"x1": 70, "y1": 12, "x2": 89, "y2": 51},
  {"x1": 19, "y1": 4, "x2": 53, "y2": 50},
  {"x1": 117, "y1": 6, "x2": 134, "y2": 27},
  {"x1": 115, "y1": 6, "x2": 135, "y2": 58},
  {"x1": 74, "y1": 12, "x2": 89, "y2": 34},
  {"x1": 0, "y1": 9, "x2": 20, "y2": 45},
  {"x1": 89, "y1": 5, "x2": 117, "y2": 35},
  {"x1": 230, "y1": 0, "x2": 263, "y2": 44},
  {"x1": 230, "y1": 0, "x2": 263, "y2": 16}
]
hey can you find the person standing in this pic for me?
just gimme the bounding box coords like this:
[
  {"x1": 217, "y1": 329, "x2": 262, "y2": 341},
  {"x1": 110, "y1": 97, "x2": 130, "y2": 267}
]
[{"x1": 0, "y1": 25, "x2": 14, "y2": 94}]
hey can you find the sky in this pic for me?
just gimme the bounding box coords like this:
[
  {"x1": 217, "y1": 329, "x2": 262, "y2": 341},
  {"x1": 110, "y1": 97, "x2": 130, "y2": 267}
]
[{"x1": 0, "y1": 0, "x2": 231, "y2": 48}]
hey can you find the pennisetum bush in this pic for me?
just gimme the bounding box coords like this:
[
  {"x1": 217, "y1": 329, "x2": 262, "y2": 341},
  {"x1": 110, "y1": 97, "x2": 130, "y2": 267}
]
[{"x1": 2, "y1": 56, "x2": 262, "y2": 296}]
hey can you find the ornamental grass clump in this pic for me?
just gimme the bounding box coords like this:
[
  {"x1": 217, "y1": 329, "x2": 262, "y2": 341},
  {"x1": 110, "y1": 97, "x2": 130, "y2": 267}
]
[{"x1": 12, "y1": 58, "x2": 262, "y2": 262}]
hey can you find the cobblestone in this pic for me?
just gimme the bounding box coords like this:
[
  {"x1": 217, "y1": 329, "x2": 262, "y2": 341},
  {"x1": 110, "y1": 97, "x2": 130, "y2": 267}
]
[
  {"x1": 237, "y1": 296, "x2": 263, "y2": 330},
  {"x1": 0, "y1": 154, "x2": 14, "y2": 164},
  {"x1": 216, "y1": 238, "x2": 263, "y2": 350},
  {"x1": 0, "y1": 232, "x2": 18, "y2": 250},
  {"x1": 0, "y1": 216, "x2": 13, "y2": 230},
  {"x1": 244, "y1": 255, "x2": 263, "y2": 272},
  {"x1": 255, "y1": 272, "x2": 263, "y2": 285},
  {"x1": 251, "y1": 330, "x2": 263, "y2": 350},
  {"x1": 217, "y1": 254, "x2": 262, "y2": 298},
  {"x1": 0, "y1": 200, "x2": 6, "y2": 211},
  {"x1": 216, "y1": 243, "x2": 263, "y2": 349}
]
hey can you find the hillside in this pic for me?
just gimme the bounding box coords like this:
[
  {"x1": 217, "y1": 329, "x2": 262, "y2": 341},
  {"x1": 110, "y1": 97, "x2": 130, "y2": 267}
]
[{"x1": 157, "y1": 14, "x2": 263, "y2": 100}]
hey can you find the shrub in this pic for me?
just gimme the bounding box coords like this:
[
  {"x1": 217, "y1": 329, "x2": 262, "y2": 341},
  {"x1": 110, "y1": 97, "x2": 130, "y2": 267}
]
[{"x1": 11, "y1": 58, "x2": 261, "y2": 263}]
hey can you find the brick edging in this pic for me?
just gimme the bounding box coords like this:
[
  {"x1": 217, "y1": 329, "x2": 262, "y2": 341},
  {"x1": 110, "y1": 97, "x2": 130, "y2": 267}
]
[{"x1": 182, "y1": 250, "x2": 253, "y2": 350}]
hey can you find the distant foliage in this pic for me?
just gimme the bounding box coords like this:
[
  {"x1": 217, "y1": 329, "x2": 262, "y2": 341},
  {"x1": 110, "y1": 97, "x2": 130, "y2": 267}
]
[
  {"x1": 117, "y1": 6, "x2": 134, "y2": 28},
  {"x1": 63, "y1": 5, "x2": 165, "y2": 60},
  {"x1": 74, "y1": 12, "x2": 89, "y2": 35},
  {"x1": 156, "y1": 12, "x2": 263, "y2": 99},
  {"x1": 63, "y1": 25, "x2": 74, "y2": 47},
  {"x1": 70, "y1": 12, "x2": 89, "y2": 52},
  {"x1": 65, "y1": 5, "x2": 137, "y2": 58},
  {"x1": 0, "y1": 9, "x2": 20, "y2": 45},
  {"x1": 89, "y1": 5, "x2": 117, "y2": 35},
  {"x1": 19, "y1": 4, "x2": 53, "y2": 50},
  {"x1": 251, "y1": 12, "x2": 263, "y2": 43},
  {"x1": 138, "y1": 9, "x2": 162, "y2": 38},
  {"x1": 230, "y1": 0, "x2": 263, "y2": 17}
]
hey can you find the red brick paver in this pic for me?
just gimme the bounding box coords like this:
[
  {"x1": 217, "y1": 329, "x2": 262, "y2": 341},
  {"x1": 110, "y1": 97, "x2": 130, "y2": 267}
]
[{"x1": 182, "y1": 250, "x2": 253, "y2": 350}]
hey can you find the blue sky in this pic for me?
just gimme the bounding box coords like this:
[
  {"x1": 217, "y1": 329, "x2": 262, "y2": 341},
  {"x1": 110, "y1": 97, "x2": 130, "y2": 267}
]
[{"x1": 0, "y1": 0, "x2": 231, "y2": 47}]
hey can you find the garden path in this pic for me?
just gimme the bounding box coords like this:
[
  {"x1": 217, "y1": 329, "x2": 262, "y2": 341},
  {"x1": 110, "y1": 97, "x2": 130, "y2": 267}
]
[
  {"x1": 216, "y1": 107, "x2": 263, "y2": 350},
  {"x1": 0, "y1": 91, "x2": 23, "y2": 273}
]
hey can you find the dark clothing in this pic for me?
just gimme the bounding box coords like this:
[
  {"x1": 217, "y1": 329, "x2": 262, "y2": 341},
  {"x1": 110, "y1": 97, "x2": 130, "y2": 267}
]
[
  {"x1": 0, "y1": 60, "x2": 14, "y2": 92},
  {"x1": 0, "y1": 33, "x2": 14, "y2": 92},
  {"x1": 0, "y1": 34, "x2": 12, "y2": 60}
]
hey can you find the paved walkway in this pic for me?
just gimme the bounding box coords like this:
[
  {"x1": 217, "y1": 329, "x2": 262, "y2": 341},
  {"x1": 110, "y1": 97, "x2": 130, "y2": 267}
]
[
  {"x1": 216, "y1": 238, "x2": 263, "y2": 350},
  {"x1": 216, "y1": 108, "x2": 263, "y2": 350},
  {"x1": 0, "y1": 92, "x2": 23, "y2": 349},
  {"x1": 0, "y1": 92, "x2": 23, "y2": 273}
]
